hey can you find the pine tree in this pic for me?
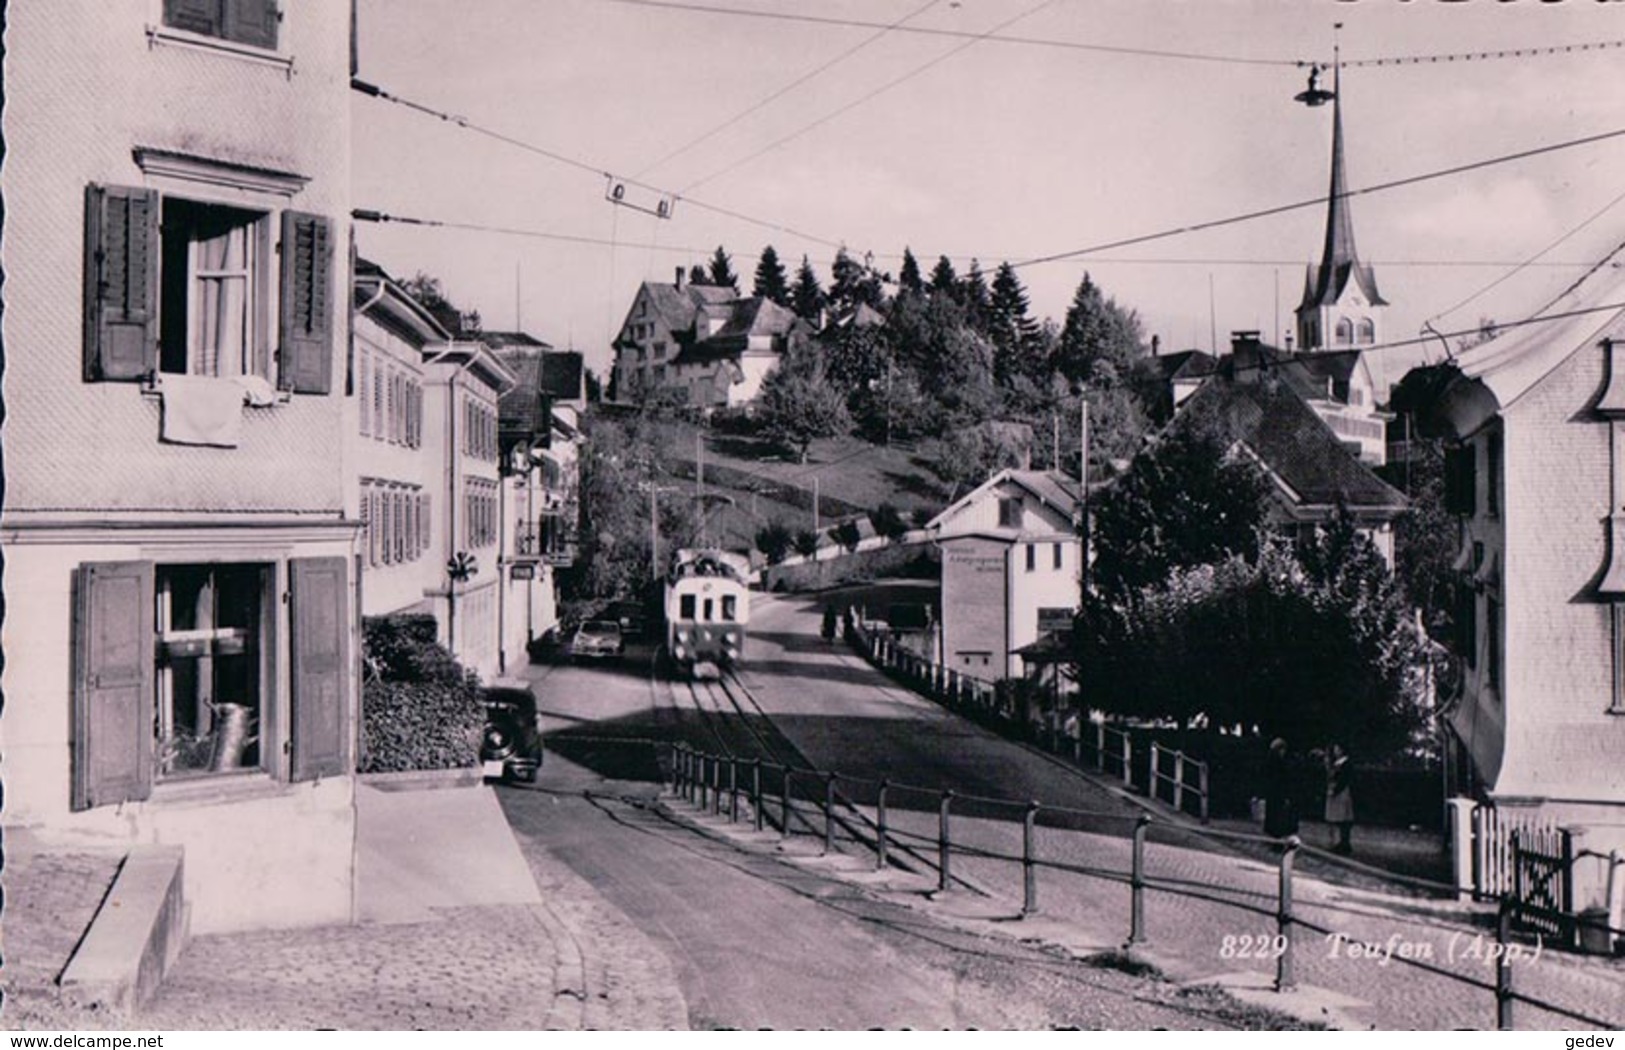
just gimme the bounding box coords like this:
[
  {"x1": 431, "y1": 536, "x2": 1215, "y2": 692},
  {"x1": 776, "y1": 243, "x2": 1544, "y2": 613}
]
[
  {"x1": 961, "y1": 259, "x2": 992, "y2": 333},
  {"x1": 708, "y1": 246, "x2": 739, "y2": 292},
  {"x1": 928, "y1": 255, "x2": 960, "y2": 301},
  {"x1": 989, "y1": 262, "x2": 1040, "y2": 386},
  {"x1": 829, "y1": 247, "x2": 882, "y2": 312},
  {"x1": 898, "y1": 248, "x2": 924, "y2": 295},
  {"x1": 752, "y1": 245, "x2": 791, "y2": 306},
  {"x1": 1056, "y1": 271, "x2": 1144, "y2": 386},
  {"x1": 790, "y1": 255, "x2": 826, "y2": 323},
  {"x1": 688, "y1": 264, "x2": 709, "y2": 287}
]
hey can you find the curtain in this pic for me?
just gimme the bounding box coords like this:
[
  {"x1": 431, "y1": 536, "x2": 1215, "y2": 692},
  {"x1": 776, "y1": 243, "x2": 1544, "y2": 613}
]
[{"x1": 194, "y1": 224, "x2": 251, "y2": 376}]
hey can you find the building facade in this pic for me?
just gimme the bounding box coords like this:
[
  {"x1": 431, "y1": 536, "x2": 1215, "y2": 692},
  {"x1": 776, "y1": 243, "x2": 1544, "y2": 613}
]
[
  {"x1": 612, "y1": 269, "x2": 806, "y2": 409},
  {"x1": 1, "y1": 0, "x2": 359, "y2": 933},
  {"x1": 929, "y1": 471, "x2": 1082, "y2": 681},
  {"x1": 1412, "y1": 268, "x2": 1625, "y2": 913}
]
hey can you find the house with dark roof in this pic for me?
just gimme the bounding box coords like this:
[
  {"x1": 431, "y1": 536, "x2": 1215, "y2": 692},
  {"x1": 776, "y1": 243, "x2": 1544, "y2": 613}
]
[
  {"x1": 927, "y1": 469, "x2": 1083, "y2": 681},
  {"x1": 612, "y1": 268, "x2": 810, "y2": 409},
  {"x1": 1170, "y1": 354, "x2": 1407, "y2": 565}
]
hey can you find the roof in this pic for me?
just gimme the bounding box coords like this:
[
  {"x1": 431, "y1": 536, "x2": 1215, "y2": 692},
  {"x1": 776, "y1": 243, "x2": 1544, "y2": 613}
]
[
  {"x1": 1154, "y1": 349, "x2": 1218, "y2": 383},
  {"x1": 1297, "y1": 79, "x2": 1386, "y2": 311},
  {"x1": 479, "y1": 330, "x2": 553, "y2": 351},
  {"x1": 673, "y1": 296, "x2": 802, "y2": 365},
  {"x1": 353, "y1": 257, "x2": 454, "y2": 346},
  {"x1": 928, "y1": 468, "x2": 1082, "y2": 532},
  {"x1": 1173, "y1": 372, "x2": 1406, "y2": 514},
  {"x1": 1220, "y1": 336, "x2": 1367, "y2": 407}
]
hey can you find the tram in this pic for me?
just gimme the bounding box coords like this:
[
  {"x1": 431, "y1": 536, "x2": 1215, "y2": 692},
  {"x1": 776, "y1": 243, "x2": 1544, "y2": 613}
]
[{"x1": 663, "y1": 548, "x2": 750, "y2": 678}]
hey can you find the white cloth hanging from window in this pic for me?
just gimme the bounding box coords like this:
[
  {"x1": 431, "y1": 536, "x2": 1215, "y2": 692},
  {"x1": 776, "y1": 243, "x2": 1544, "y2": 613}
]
[{"x1": 160, "y1": 374, "x2": 244, "y2": 447}]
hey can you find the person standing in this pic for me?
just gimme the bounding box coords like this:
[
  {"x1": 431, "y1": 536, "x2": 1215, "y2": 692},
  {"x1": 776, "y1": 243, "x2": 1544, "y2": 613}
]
[
  {"x1": 1263, "y1": 738, "x2": 1298, "y2": 838},
  {"x1": 1324, "y1": 743, "x2": 1355, "y2": 854}
]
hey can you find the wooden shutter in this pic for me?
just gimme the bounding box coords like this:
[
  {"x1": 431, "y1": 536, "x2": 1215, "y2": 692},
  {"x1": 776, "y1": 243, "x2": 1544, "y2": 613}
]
[
  {"x1": 223, "y1": 0, "x2": 280, "y2": 49},
  {"x1": 290, "y1": 556, "x2": 349, "y2": 781},
  {"x1": 164, "y1": 0, "x2": 221, "y2": 36},
  {"x1": 72, "y1": 561, "x2": 155, "y2": 811},
  {"x1": 358, "y1": 356, "x2": 370, "y2": 435},
  {"x1": 279, "y1": 211, "x2": 334, "y2": 394},
  {"x1": 84, "y1": 184, "x2": 159, "y2": 382}
]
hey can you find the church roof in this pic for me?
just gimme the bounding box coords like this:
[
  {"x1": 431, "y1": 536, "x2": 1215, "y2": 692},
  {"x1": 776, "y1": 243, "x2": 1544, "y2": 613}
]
[{"x1": 1297, "y1": 74, "x2": 1387, "y2": 312}]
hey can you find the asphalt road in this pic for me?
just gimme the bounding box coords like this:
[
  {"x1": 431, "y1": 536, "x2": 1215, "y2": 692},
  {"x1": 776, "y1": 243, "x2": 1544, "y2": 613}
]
[{"x1": 499, "y1": 612, "x2": 1314, "y2": 1030}]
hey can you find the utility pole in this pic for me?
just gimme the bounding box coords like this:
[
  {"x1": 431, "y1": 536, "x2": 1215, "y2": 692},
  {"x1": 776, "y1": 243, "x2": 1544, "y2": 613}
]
[
  {"x1": 1052, "y1": 412, "x2": 1060, "y2": 471},
  {"x1": 1079, "y1": 397, "x2": 1091, "y2": 591},
  {"x1": 813, "y1": 476, "x2": 821, "y2": 534},
  {"x1": 696, "y1": 428, "x2": 706, "y2": 548},
  {"x1": 650, "y1": 485, "x2": 660, "y2": 580}
]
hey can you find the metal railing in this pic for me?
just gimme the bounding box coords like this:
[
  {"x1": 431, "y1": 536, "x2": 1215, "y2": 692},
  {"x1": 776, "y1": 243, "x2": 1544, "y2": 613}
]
[
  {"x1": 851, "y1": 620, "x2": 1210, "y2": 823},
  {"x1": 662, "y1": 738, "x2": 1624, "y2": 1032}
]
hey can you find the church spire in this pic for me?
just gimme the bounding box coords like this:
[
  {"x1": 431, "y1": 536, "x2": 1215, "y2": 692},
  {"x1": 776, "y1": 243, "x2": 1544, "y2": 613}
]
[{"x1": 1295, "y1": 50, "x2": 1387, "y2": 351}]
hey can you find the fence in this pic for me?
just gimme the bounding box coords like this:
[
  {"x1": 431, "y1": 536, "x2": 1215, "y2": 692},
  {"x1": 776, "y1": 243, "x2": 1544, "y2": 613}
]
[
  {"x1": 1461, "y1": 802, "x2": 1580, "y2": 946},
  {"x1": 663, "y1": 739, "x2": 1623, "y2": 1031},
  {"x1": 851, "y1": 620, "x2": 1209, "y2": 823}
]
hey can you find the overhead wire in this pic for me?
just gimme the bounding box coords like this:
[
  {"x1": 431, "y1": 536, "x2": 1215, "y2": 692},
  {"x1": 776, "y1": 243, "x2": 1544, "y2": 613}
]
[
  {"x1": 602, "y1": 0, "x2": 1625, "y2": 70},
  {"x1": 680, "y1": 0, "x2": 1060, "y2": 195},
  {"x1": 1011, "y1": 123, "x2": 1625, "y2": 269},
  {"x1": 1424, "y1": 184, "x2": 1625, "y2": 327},
  {"x1": 633, "y1": 0, "x2": 942, "y2": 180}
]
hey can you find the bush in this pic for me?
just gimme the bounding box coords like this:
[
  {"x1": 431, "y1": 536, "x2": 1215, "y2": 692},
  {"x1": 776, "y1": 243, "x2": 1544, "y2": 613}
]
[
  {"x1": 794, "y1": 529, "x2": 821, "y2": 557},
  {"x1": 834, "y1": 520, "x2": 863, "y2": 552},
  {"x1": 755, "y1": 521, "x2": 794, "y2": 564},
  {"x1": 360, "y1": 614, "x2": 484, "y2": 773},
  {"x1": 873, "y1": 503, "x2": 909, "y2": 542},
  {"x1": 911, "y1": 507, "x2": 934, "y2": 528}
]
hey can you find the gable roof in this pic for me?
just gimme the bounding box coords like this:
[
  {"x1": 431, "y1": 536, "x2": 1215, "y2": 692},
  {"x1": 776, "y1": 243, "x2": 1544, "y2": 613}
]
[
  {"x1": 928, "y1": 467, "x2": 1082, "y2": 532},
  {"x1": 1174, "y1": 373, "x2": 1405, "y2": 514}
]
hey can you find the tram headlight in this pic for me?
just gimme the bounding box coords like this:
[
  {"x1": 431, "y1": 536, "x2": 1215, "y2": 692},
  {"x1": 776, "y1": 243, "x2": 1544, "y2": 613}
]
[{"x1": 676, "y1": 629, "x2": 691, "y2": 643}]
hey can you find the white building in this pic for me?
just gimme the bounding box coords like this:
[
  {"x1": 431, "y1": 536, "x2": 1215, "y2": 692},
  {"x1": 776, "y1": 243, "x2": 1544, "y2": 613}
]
[{"x1": 928, "y1": 470, "x2": 1082, "y2": 681}]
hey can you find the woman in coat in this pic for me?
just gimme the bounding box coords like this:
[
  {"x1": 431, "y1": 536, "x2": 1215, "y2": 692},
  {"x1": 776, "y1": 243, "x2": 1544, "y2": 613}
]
[
  {"x1": 1262, "y1": 738, "x2": 1298, "y2": 838},
  {"x1": 1324, "y1": 744, "x2": 1354, "y2": 854}
]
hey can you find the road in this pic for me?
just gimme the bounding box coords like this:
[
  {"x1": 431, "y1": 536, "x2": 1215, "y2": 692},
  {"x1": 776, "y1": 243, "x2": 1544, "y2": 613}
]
[
  {"x1": 504, "y1": 590, "x2": 1625, "y2": 1030},
  {"x1": 501, "y1": 616, "x2": 1313, "y2": 1030}
]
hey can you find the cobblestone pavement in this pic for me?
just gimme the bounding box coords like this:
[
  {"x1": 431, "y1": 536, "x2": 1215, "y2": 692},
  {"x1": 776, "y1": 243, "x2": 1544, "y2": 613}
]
[
  {"x1": 0, "y1": 846, "x2": 125, "y2": 1031},
  {"x1": 731, "y1": 592, "x2": 1625, "y2": 1032}
]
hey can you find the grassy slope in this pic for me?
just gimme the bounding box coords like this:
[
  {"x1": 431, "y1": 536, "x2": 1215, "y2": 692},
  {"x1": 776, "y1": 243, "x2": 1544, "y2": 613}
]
[{"x1": 650, "y1": 421, "x2": 953, "y2": 553}]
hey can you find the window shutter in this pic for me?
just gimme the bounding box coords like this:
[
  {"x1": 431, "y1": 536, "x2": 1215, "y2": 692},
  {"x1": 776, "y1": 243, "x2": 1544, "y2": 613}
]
[
  {"x1": 358, "y1": 357, "x2": 370, "y2": 436},
  {"x1": 84, "y1": 184, "x2": 159, "y2": 382},
  {"x1": 164, "y1": 0, "x2": 221, "y2": 36},
  {"x1": 223, "y1": 0, "x2": 280, "y2": 49},
  {"x1": 72, "y1": 561, "x2": 155, "y2": 811},
  {"x1": 290, "y1": 556, "x2": 349, "y2": 782},
  {"x1": 279, "y1": 211, "x2": 334, "y2": 394},
  {"x1": 421, "y1": 493, "x2": 431, "y2": 552}
]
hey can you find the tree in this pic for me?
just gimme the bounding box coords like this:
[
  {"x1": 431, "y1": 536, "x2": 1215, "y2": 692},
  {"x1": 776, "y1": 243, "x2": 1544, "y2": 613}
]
[
  {"x1": 898, "y1": 248, "x2": 924, "y2": 296},
  {"x1": 1089, "y1": 419, "x2": 1270, "y2": 597},
  {"x1": 873, "y1": 503, "x2": 909, "y2": 542},
  {"x1": 928, "y1": 255, "x2": 960, "y2": 301},
  {"x1": 794, "y1": 529, "x2": 821, "y2": 557},
  {"x1": 399, "y1": 272, "x2": 482, "y2": 336},
  {"x1": 989, "y1": 262, "x2": 1041, "y2": 386},
  {"x1": 756, "y1": 339, "x2": 852, "y2": 463},
  {"x1": 708, "y1": 246, "x2": 739, "y2": 292},
  {"x1": 790, "y1": 255, "x2": 826, "y2": 322},
  {"x1": 834, "y1": 520, "x2": 863, "y2": 552},
  {"x1": 755, "y1": 521, "x2": 794, "y2": 564},
  {"x1": 689, "y1": 264, "x2": 710, "y2": 286},
  {"x1": 752, "y1": 245, "x2": 791, "y2": 306},
  {"x1": 960, "y1": 259, "x2": 992, "y2": 333},
  {"x1": 1055, "y1": 272, "x2": 1145, "y2": 386},
  {"x1": 829, "y1": 247, "x2": 882, "y2": 313}
]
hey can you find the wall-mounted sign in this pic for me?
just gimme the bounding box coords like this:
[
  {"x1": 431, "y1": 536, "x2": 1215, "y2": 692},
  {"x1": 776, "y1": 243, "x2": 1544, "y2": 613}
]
[
  {"x1": 510, "y1": 564, "x2": 536, "y2": 580},
  {"x1": 1037, "y1": 607, "x2": 1074, "y2": 633}
]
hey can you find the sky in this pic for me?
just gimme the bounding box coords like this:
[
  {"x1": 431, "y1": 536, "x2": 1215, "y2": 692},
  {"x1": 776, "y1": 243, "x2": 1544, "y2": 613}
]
[{"x1": 351, "y1": 0, "x2": 1625, "y2": 393}]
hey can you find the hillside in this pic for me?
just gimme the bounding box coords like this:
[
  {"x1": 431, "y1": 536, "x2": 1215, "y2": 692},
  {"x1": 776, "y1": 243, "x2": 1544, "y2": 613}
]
[{"x1": 649, "y1": 421, "x2": 954, "y2": 553}]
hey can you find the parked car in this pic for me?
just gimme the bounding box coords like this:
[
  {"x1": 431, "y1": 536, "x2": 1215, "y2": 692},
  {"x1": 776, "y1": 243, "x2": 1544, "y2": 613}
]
[
  {"x1": 609, "y1": 599, "x2": 649, "y2": 642},
  {"x1": 481, "y1": 685, "x2": 543, "y2": 783},
  {"x1": 569, "y1": 619, "x2": 625, "y2": 662}
]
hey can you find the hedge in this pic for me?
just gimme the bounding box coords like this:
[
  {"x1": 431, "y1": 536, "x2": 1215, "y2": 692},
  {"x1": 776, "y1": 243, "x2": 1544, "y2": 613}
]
[{"x1": 359, "y1": 614, "x2": 484, "y2": 774}]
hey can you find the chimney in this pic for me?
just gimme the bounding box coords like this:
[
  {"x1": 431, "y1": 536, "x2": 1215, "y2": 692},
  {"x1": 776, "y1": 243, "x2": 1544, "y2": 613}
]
[
  {"x1": 674, "y1": 266, "x2": 684, "y2": 290},
  {"x1": 1150, "y1": 334, "x2": 1161, "y2": 357},
  {"x1": 1230, "y1": 330, "x2": 1261, "y2": 351}
]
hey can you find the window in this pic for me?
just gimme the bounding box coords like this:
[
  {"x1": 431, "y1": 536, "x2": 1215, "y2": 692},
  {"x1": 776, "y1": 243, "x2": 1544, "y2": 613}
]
[
  {"x1": 70, "y1": 557, "x2": 348, "y2": 810},
  {"x1": 1335, "y1": 318, "x2": 1353, "y2": 345},
  {"x1": 703, "y1": 598, "x2": 714, "y2": 622},
  {"x1": 721, "y1": 595, "x2": 737, "y2": 621},
  {"x1": 155, "y1": 564, "x2": 268, "y2": 779},
  {"x1": 1053, "y1": 543, "x2": 1064, "y2": 570},
  {"x1": 1025, "y1": 544, "x2": 1036, "y2": 572},
  {"x1": 1444, "y1": 445, "x2": 1477, "y2": 516},
  {"x1": 1485, "y1": 431, "x2": 1502, "y2": 518},
  {"x1": 1612, "y1": 604, "x2": 1625, "y2": 714},
  {"x1": 84, "y1": 185, "x2": 333, "y2": 393},
  {"x1": 162, "y1": 0, "x2": 280, "y2": 50},
  {"x1": 680, "y1": 595, "x2": 696, "y2": 620},
  {"x1": 998, "y1": 497, "x2": 1023, "y2": 529},
  {"x1": 1455, "y1": 583, "x2": 1478, "y2": 669},
  {"x1": 159, "y1": 199, "x2": 268, "y2": 379},
  {"x1": 1356, "y1": 318, "x2": 1375, "y2": 345}
]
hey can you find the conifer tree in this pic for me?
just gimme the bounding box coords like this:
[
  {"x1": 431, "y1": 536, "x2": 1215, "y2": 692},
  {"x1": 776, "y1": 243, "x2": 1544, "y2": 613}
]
[
  {"x1": 898, "y1": 248, "x2": 924, "y2": 295},
  {"x1": 928, "y1": 255, "x2": 960, "y2": 301},
  {"x1": 989, "y1": 262, "x2": 1040, "y2": 385},
  {"x1": 752, "y1": 245, "x2": 791, "y2": 306},
  {"x1": 961, "y1": 259, "x2": 992, "y2": 333},
  {"x1": 707, "y1": 246, "x2": 740, "y2": 292},
  {"x1": 790, "y1": 255, "x2": 826, "y2": 322}
]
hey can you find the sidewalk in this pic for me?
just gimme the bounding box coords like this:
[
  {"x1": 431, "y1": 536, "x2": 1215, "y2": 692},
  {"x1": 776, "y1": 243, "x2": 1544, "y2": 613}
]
[{"x1": 1, "y1": 778, "x2": 689, "y2": 1031}]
